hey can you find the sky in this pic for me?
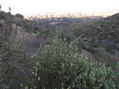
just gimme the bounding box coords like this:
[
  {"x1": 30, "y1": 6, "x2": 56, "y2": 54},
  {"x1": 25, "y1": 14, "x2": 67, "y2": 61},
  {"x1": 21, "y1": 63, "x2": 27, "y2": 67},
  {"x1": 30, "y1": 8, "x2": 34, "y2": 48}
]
[{"x1": 1, "y1": 0, "x2": 119, "y2": 16}]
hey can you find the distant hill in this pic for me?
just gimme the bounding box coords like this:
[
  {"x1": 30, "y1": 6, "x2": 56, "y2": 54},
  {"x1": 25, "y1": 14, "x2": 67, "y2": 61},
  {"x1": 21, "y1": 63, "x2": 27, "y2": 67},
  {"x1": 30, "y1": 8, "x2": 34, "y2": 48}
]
[{"x1": 74, "y1": 12, "x2": 119, "y2": 44}]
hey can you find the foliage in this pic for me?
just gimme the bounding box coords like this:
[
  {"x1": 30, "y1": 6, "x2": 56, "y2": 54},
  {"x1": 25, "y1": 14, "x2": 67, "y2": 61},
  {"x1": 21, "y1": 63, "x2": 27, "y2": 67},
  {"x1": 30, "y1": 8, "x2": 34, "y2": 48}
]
[
  {"x1": 56, "y1": 29, "x2": 75, "y2": 43},
  {"x1": 21, "y1": 37, "x2": 119, "y2": 89},
  {"x1": 0, "y1": 17, "x2": 28, "y2": 88},
  {"x1": 0, "y1": 11, "x2": 119, "y2": 89},
  {"x1": 39, "y1": 28, "x2": 54, "y2": 37},
  {"x1": 0, "y1": 11, "x2": 12, "y2": 20},
  {"x1": 15, "y1": 13, "x2": 24, "y2": 19}
]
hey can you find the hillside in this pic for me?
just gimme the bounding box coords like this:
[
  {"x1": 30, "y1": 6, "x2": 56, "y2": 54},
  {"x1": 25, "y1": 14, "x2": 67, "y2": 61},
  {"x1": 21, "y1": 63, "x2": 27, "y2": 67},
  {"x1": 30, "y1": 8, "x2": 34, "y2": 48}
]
[
  {"x1": 22, "y1": 12, "x2": 119, "y2": 68},
  {"x1": 72, "y1": 13, "x2": 119, "y2": 67},
  {"x1": 74, "y1": 13, "x2": 119, "y2": 43},
  {"x1": 0, "y1": 11, "x2": 118, "y2": 65},
  {"x1": 0, "y1": 11, "x2": 119, "y2": 89}
]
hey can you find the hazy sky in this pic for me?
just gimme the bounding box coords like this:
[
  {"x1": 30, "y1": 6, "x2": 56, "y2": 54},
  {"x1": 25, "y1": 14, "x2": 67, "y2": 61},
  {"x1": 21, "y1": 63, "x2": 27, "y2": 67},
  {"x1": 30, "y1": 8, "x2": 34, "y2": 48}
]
[{"x1": 1, "y1": 0, "x2": 119, "y2": 16}]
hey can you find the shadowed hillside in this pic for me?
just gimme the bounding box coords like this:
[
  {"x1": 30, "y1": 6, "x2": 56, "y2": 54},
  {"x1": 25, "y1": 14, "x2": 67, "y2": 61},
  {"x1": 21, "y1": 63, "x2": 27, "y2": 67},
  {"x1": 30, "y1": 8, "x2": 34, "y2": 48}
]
[{"x1": 0, "y1": 11, "x2": 119, "y2": 89}]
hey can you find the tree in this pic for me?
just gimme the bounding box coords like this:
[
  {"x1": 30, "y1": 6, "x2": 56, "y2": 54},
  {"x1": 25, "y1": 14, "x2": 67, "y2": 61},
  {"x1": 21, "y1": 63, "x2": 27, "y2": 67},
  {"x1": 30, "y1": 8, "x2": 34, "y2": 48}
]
[{"x1": 15, "y1": 13, "x2": 24, "y2": 19}]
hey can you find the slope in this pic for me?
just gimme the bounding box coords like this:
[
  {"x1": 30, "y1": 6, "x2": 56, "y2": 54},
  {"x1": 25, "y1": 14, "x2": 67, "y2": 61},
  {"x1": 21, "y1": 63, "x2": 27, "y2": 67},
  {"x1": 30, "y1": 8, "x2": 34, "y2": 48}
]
[{"x1": 73, "y1": 13, "x2": 119, "y2": 67}]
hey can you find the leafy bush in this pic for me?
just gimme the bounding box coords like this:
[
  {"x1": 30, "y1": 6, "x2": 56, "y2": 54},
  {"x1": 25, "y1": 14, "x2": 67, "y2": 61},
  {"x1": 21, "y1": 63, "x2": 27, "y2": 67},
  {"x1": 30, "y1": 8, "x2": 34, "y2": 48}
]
[
  {"x1": 23, "y1": 37, "x2": 119, "y2": 89},
  {"x1": 56, "y1": 29, "x2": 75, "y2": 43},
  {"x1": 39, "y1": 28, "x2": 53, "y2": 37}
]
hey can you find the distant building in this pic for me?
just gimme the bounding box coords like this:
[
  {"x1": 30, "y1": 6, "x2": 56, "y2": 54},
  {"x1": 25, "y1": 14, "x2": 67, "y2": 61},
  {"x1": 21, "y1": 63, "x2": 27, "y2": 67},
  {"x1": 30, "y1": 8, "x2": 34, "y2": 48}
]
[{"x1": 50, "y1": 22, "x2": 59, "y2": 25}]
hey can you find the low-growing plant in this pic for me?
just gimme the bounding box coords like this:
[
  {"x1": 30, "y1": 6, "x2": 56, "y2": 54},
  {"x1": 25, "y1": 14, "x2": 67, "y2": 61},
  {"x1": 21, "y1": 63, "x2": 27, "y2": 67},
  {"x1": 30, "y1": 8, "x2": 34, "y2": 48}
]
[{"x1": 23, "y1": 37, "x2": 119, "y2": 89}]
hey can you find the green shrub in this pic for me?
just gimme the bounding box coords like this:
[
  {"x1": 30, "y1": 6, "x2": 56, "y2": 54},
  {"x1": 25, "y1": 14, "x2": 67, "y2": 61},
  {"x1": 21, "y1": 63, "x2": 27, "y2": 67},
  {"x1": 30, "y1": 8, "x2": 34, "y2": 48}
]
[
  {"x1": 39, "y1": 29, "x2": 53, "y2": 37},
  {"x1": 24, "y1": 37, "x2": 119, "y2": 89},
  {"x1": 56, "y1": 29, "x2": 75, "y2": 43}
]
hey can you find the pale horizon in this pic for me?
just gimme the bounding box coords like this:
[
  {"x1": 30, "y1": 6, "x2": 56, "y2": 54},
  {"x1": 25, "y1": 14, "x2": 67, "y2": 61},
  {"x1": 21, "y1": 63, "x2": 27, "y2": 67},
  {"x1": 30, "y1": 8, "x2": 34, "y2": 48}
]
[{"x1": 1, "y1": 0, "x2": 119, "y2": 16}]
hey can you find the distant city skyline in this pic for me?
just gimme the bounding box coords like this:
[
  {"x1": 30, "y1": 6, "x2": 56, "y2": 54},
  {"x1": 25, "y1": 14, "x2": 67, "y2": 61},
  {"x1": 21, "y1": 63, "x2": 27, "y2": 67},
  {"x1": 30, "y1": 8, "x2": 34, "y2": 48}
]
[{"x1": 1, "y1": 0, "x2": 119, "y2": 16}]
